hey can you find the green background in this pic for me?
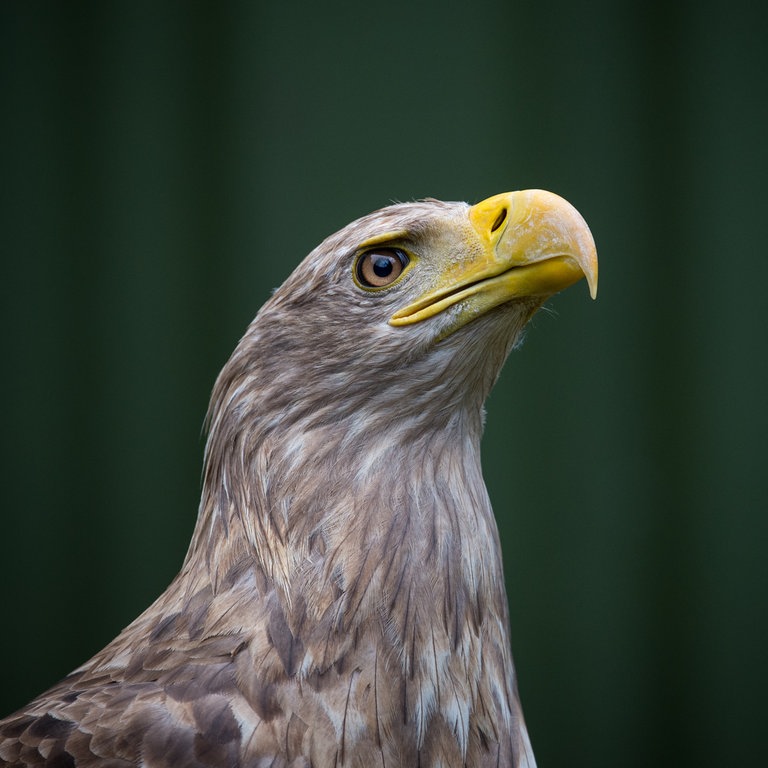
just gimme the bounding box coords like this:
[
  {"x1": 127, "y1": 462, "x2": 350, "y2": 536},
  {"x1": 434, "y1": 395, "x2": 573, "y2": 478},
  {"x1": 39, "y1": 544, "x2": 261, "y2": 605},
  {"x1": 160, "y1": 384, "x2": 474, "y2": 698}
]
[{"x1": 2, "y1": 2, "x2": 766, "y2": 766}]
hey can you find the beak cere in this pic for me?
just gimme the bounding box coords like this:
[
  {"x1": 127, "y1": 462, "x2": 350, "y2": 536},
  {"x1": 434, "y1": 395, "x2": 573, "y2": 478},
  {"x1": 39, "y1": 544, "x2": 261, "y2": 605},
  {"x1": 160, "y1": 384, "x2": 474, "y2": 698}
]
[
  {"x1": 390, "y1": 189, "x2": 598, "y2": 330},
  {"x1": 469, "y1": 189, "x2": 598, "y2": 299}
]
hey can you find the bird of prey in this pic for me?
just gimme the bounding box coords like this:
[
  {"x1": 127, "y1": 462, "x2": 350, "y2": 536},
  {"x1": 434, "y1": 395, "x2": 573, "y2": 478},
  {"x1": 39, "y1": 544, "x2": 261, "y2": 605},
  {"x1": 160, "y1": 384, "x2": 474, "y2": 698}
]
[{"x1": 0, "y1": 190, "x2": 597, "y2": 767}]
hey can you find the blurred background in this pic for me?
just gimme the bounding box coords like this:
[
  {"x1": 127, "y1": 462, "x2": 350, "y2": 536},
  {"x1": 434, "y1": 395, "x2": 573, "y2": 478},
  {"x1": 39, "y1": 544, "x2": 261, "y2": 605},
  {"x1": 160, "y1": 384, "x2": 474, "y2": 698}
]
[{"x1": 1, "y1": 2, "x2": 766, "y2": 765}]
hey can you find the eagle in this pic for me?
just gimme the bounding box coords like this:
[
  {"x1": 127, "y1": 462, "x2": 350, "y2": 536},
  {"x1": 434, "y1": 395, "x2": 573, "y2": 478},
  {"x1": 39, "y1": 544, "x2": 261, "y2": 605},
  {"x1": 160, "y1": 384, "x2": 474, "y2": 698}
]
[{"x1": 0, "y1": 190, "x2": 597, "y2": 767}]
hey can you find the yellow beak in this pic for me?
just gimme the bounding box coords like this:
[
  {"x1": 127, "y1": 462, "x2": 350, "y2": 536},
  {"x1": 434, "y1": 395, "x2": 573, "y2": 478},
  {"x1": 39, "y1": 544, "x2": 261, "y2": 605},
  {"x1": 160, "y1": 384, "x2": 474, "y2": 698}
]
[{"x1": 389, "y1": 189, "x2": 597, "y2": 328}]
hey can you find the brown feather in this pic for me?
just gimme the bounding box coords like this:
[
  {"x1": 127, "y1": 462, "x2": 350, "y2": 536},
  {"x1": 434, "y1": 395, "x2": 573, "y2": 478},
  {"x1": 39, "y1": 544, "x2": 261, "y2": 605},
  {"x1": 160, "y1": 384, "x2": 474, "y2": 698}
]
[{"x1": 0, "y1": 196, "x2": 583, "y2": 767}]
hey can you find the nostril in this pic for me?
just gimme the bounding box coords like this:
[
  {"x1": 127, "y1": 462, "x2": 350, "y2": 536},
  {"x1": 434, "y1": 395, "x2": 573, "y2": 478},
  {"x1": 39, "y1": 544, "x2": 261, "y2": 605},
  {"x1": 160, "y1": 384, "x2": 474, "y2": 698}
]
[{"x1": 490, "y1": 207, "x2": 507, "y2": 233}]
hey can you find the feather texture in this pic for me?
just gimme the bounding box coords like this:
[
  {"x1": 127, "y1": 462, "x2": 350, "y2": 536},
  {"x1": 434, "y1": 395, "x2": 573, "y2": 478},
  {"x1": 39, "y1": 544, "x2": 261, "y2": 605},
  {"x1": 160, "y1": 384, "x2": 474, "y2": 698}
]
[{"x1": 0, "y1": 194, "x2": 593, "y2": 767}]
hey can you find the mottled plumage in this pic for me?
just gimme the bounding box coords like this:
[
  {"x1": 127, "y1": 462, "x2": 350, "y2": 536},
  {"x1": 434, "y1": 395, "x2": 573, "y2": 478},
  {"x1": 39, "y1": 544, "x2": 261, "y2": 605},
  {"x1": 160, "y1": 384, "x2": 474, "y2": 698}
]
[{"x1": 0, "y1": 191, "x2": 597, "y2": 767}]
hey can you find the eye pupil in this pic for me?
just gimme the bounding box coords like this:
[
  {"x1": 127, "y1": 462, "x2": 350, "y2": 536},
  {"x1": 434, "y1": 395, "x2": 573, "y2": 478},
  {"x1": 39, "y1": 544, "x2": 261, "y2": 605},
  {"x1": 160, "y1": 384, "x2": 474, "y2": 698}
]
[
  {"x1": 373, "y1": 257, "x2": 393, "y2": 277},
  {"x1": 356, "y1": 248, "x2": 409, "y2": 288}
]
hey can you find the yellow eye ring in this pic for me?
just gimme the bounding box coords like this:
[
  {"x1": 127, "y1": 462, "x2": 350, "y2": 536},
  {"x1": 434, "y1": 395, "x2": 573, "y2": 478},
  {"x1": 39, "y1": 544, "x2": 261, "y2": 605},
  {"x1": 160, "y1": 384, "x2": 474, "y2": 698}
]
[{"x1": 354, "y1": 248, "x2": 410, "y2": 289}]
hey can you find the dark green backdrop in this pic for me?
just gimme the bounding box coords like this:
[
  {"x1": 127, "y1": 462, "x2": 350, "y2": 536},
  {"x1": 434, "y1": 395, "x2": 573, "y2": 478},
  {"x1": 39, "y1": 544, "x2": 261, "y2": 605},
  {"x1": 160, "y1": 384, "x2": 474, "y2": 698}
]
[{"x1": 2, "y1": 2, "x2": 766, "y2": 766}]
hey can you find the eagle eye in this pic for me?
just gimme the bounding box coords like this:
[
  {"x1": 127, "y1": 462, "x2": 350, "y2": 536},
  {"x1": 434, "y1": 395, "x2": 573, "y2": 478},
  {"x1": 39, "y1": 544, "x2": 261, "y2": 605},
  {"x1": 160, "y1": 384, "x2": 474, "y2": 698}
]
[{"x1": 355, "y1": 248, "x2": 409, "y2": 289}]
